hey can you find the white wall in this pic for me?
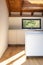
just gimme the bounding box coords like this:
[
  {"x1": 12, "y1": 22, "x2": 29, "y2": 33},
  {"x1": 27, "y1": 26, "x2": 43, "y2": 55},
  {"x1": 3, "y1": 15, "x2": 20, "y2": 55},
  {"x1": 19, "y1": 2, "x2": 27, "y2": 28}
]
[
  {"x1": 0, "y1": 0, "x2": 8, "y2": 58},
  {"x1": 9, "y1": 17, "x2": 43, "y2": 29}
]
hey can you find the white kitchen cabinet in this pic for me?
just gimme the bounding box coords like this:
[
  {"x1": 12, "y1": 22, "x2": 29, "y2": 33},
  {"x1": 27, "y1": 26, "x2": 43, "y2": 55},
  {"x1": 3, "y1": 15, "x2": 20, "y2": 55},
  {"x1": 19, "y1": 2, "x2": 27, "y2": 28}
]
[
  {"x1": 8, "y1": 30, "x2": 17, "y2": 44},
  {"x1": 17, "y1": 30, "x2": 25, "y2": 44},
  {"x1": 8, "y1": 30, "x2": 25, "y2": 44}
]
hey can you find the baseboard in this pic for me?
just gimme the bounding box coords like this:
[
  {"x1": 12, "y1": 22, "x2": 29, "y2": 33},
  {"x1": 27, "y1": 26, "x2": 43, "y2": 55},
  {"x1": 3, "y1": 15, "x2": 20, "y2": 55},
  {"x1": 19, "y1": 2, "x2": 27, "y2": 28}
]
[
  {"x1": 8, "y1": 44, "x2": 25, "y2": 47},
  {"x1": 26, "y1": 56, "x2": 43, "y2": 59}
]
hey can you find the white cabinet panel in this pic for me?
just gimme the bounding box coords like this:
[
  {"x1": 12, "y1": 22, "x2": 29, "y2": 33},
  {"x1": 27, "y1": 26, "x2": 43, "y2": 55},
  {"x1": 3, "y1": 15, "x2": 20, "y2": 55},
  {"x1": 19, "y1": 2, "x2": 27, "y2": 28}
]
[
  {"x1": 8, "y1": 30, "x2": 17, "y2": 44},
  {"x1": 17, "y1": 30, "x2": 25, "y2": 44},
  {"x1": 8, "y1": 30, "x2": 25, "y2": 44}
]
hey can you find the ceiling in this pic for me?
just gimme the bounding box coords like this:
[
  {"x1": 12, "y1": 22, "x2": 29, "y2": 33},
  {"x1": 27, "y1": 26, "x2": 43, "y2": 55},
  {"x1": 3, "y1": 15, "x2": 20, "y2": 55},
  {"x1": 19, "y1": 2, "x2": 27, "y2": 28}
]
[
  {"x1": 6, "y1": 0, "x2": 43, "y2": 16},
  {"x1": 6, "y1": 0, "x2": 23, "y2": 16}
]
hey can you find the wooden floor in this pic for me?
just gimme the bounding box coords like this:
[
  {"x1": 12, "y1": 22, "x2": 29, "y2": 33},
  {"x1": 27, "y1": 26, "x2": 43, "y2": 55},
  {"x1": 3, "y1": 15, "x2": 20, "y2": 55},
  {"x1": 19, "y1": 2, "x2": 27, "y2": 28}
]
[{"x1": 0, "y1": 45, "x2": 43, "y2": 65}]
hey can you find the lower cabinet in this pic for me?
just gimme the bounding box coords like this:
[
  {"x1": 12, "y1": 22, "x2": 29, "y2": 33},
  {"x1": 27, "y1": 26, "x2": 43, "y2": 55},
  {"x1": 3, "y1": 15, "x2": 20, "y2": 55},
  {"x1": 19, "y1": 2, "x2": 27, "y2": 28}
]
[
  {"x1": 8, "y1": 30, "x2": 25, "y2": 44},
  {"x1": 8, "y1": 30, "x2": 17, "y2": 44},
  {"x1": 17, "y1": 30, "x2": 25, "y2": 44}
]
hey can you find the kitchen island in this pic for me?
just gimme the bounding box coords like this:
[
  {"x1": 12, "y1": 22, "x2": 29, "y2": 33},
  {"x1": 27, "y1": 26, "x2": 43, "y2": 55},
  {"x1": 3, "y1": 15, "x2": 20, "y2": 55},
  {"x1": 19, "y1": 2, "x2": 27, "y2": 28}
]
[{"x1": 25, "y1": 30, "x2": 43, "y2": 57}]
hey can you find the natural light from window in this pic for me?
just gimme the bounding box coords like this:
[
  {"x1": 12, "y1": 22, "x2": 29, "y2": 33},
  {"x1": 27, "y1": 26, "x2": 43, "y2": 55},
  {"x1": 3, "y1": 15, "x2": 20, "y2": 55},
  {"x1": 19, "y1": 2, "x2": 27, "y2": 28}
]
[
  {"x1": 11, "y1": 55, "x2": 26, "y2": 65},
  {"x1": 28, "y1": 0, "x2": 43, "y2": 4},
  {"x1": 0, "y1": 50, "x2": 26, "y2": 65}
]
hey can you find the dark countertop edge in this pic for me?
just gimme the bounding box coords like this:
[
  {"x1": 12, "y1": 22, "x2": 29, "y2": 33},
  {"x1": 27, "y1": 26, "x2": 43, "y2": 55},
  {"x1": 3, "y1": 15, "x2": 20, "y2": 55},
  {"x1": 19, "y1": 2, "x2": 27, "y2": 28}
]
[{"x1": 9, "y1": 29, "x2": 43, "y2": 31}]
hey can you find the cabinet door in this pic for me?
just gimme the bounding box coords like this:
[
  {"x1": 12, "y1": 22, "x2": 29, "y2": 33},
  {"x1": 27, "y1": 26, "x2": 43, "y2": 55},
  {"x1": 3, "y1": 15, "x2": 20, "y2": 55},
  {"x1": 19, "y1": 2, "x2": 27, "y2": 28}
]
[
  {"x1": 17, "y1": 30, "x2": 25, "y2": 44},
  {"x1": 8, "y1": 30, "x2": 17, "y2": 44}
]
